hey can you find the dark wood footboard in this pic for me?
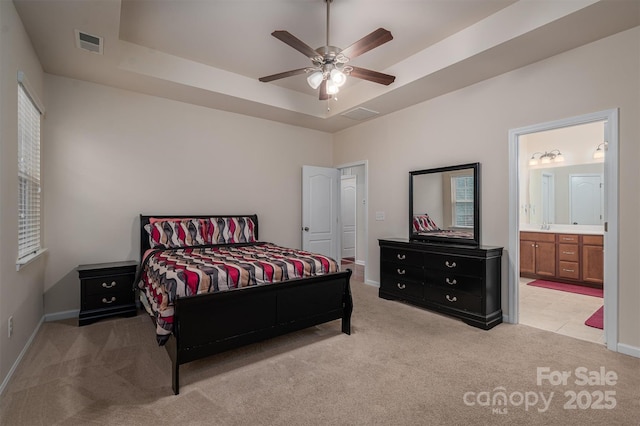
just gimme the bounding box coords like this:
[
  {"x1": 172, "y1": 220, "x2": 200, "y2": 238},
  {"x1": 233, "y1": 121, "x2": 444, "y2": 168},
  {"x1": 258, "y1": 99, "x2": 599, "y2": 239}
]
[{"x1": 165, "y1": 269, "x2": 352, "y2": 394}]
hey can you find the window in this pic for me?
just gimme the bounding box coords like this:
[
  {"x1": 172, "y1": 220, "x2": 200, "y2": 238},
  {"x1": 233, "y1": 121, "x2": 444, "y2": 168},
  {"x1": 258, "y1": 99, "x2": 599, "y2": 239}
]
[
  {"x1": 17, "y1": 74, "x2": 43, "y2": 263},
  {"x1": 452, "y1": 175, "x2": 474, "y2": 228}
]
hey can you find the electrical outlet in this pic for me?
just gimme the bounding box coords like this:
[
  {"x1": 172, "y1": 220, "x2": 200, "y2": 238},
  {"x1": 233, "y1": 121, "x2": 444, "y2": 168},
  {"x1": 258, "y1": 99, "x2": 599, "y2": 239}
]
[{"x1": 8, "y1": 316, "x2": 13, "y2": 338}]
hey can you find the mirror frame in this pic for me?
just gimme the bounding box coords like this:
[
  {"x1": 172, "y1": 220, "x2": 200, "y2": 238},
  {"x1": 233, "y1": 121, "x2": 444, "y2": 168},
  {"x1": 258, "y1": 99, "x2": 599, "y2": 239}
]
[{"x1": 409, "y1": 162, "x2": 480, "y2": 246}]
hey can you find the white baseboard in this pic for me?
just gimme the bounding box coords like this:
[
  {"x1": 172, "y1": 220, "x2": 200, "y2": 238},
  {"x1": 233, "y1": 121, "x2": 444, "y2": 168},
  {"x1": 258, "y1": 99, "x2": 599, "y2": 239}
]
[
  {"x1": 355, "y1": 260, "x2": 365, "y2": 266},
  {"x1": 0, "y1": 316, "x2": 44, "y2": 396},
  {"x1": 44, "y1": 309, "x2": 79, "y2": 322},
  {"x1": 617, "y1": 343, "x2": 640, "y2": 359},
  {"x1": 364, "y1": 279, "x2": 379, "y2": 287}
]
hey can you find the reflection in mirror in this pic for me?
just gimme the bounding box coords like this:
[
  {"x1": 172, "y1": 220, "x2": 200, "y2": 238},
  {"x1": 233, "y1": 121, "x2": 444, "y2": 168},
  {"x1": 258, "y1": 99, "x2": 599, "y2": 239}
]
[
  {"x1": 527, "y1": 163, "x2": 604, "y2": 226},
  {"x1": 410, "y1": 163, "x2": 479, "y2": 246}
]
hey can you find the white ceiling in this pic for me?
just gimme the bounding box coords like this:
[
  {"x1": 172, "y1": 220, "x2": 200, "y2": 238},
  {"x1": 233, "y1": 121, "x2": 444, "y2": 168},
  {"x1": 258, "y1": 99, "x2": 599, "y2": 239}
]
[{"x1": 13, "y1": 0, "x2": 640, "y2": 133}]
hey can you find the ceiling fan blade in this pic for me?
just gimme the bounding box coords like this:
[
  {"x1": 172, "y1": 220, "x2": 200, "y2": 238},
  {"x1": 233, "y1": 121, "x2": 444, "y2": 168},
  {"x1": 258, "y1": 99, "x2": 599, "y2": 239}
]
[
  {"x1": 349, "y1": 66, "x2": 396, "y2": 85},
  {"x1": 271, "y1": 30, "x2": 320, "y2": 59},
  {"x1": 340, "y1": 28, "x2": 393, "y2": 60},
  {"x1": 319, "y1": 80, "x2": 330, "y2": 100},
  {"x1": 259, "y1": 68, "x2": 309, "y2": 83}
]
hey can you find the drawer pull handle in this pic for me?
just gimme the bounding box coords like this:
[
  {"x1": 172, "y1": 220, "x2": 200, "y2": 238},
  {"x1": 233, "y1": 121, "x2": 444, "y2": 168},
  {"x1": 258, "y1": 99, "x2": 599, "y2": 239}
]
[
  {"x1": 396, "y1": 269, "x2": 406, "y2": 275},
  {"x1": 102, "y1": 281, "x2": 117, "y2": 289},
  {"x1": 446, "y1": 295, "x2": 457, "y2": 302},
  {"x1": 562, "y1": 268, "x2": 575, "y2": 273},
  {"x1": 562, "y1": 251, "x2": 575, "y2": 255},
  {"x1": 397, "y1": 283, "x2": 406, "y2": 290},
  {"x1": 445, "y1": 278, "x2": 457, "y2": 285},
  {"x1": 397, "y1": 254, "x2": 406, "y2": 260},
  {"x1": 445, "y1": 261, "x2": 457, "y2": 268},
  {"x1": 102, "y1": 296, "x2": 116, "y2": 304}
]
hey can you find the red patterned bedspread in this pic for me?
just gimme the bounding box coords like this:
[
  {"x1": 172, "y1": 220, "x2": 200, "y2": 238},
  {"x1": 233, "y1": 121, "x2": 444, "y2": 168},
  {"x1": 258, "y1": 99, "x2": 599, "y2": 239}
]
[{"x1": 137, "y1": 242, "x2": 340, "y2": 345}]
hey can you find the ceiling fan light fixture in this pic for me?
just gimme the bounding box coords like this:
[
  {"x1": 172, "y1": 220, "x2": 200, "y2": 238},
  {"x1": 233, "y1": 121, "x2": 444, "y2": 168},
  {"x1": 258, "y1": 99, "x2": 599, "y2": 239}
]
[
  {"x1": 307, "y1": 71, "x2": 324, "y2": 89},
  {"x1": 330, "y1": 68, "x2": 347, "y2": 87},
  {"x1": 258, "y1": 0, "x2": 395, "y2": 101},
  {"x1": 326, "y1": 80, "x2": 340, "y2": 95}
]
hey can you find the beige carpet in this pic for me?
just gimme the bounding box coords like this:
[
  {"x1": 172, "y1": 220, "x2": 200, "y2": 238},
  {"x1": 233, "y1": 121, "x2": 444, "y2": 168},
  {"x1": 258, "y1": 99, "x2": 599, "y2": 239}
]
[{"x1": 1, "y1": 277, "x2": 639, "y2": 425}]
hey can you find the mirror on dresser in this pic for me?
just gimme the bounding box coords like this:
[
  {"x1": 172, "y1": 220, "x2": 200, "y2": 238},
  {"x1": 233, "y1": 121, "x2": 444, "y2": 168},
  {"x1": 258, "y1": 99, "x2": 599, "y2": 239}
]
[{"x1": 409, "y1": 162, "x2": 480, "y2": 246}]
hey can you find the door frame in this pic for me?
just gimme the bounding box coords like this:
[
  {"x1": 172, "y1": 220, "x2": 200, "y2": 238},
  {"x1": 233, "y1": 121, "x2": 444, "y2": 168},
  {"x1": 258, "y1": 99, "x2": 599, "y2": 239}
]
[
  {"x1": 508, "y1": 109, "x2": 618, "y2": 352},
  {"x1": 336, "y1": 160, "x2": 369, "y2": 284}
]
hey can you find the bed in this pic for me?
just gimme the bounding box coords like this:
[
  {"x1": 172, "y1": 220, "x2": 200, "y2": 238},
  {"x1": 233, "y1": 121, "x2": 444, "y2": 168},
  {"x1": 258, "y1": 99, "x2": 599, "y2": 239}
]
[
  {"x1": 137, "y1": 214, "x2": 353, "y2": 395},
  {"x1": 412, "y1": 213, "x2": 474, "y2": 239}
]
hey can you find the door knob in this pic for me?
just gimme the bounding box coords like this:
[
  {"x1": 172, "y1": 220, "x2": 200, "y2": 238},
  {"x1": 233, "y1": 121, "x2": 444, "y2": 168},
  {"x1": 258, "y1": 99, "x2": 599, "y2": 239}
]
[{"x1": 302, "y1": 227, "x2": 309, "y2": 231}]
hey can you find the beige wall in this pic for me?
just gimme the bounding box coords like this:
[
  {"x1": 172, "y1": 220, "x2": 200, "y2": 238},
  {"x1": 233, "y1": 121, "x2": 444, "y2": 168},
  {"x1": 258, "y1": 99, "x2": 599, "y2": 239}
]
[
  {"x1": 333, "y1": 27, "x2": 640, "y2": 349},
  {"x1": 42, "y1": 75, "x2": 333, "y2": 314},
  {"x1": 0, "y1": 1, "x2": 46, "y2": 388}
]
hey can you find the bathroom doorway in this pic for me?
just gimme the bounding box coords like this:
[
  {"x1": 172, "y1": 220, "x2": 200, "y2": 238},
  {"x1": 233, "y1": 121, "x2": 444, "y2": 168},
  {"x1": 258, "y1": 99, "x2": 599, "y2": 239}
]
[{"x1": 508, "y1": 109, "x2": 619, "y2": 351}]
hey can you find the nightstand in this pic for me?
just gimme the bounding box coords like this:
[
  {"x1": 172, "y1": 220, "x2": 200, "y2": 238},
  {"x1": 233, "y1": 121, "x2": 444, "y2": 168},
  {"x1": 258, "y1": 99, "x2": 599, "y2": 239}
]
[{"x1": 78, "y1": 260, "x2": 138, "y2": 326}]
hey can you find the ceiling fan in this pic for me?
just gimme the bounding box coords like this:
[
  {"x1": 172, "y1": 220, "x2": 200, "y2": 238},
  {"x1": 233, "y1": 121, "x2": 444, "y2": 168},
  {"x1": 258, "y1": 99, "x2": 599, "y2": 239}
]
[{"x1": 258, "y1": 0, "x2": 395, "y2": 100}]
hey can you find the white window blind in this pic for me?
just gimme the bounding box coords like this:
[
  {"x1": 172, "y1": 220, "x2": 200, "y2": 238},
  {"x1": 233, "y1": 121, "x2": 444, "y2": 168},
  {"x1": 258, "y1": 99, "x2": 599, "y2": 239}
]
[
  {"x1": 18, "y1": 82, "x2": 42, "y2": 261},
  {"x1": 452, "y1": 176, "x2": 474, "y2": 228}
]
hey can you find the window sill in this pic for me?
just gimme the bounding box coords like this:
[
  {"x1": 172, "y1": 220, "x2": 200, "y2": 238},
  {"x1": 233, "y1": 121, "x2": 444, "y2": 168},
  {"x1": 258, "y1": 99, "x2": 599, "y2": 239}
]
[{"x1": 16, "y1": 248, "x2": 48, "y2": 271}]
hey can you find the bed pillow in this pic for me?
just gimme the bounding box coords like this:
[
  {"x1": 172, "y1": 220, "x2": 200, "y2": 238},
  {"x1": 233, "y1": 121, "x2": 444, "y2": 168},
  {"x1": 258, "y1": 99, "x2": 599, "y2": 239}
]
[
  {"x1": 206, "y1": 216, "x2": 257, "y2": 244},
  {"x1": 413, "y1": 214, "x2": 440, "y2": 233},
  {"x1": 145, "y1": 218, "x2": 207, "y2": 249}
]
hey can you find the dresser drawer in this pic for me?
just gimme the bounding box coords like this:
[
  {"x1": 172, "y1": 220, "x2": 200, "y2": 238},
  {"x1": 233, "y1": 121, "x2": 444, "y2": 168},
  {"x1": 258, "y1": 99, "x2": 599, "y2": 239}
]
[
  {"x1": 424, "y1": 253, "x2": 483, "y2": 276},
  {"x1": 83, "y1": 288, "x2": 134, "y2": 311},
  {"x1": 381, "y1": 247, "x2": 423, "y2": 265},
  {"x1": 424, "y1": 286, "x2": 481, "y2": 313},
  {"x1": 558, "y1": 261, "x2": 579, "y2": 280},
  {"x1": 424, "y1": 270, "x2": 482, "y2": 297},
  {"x1": 381, "y1": 261, "x2": 423, "y2": 282},
  {"x1": 558, "y1": 244, "x2": 579, "y2": 262},
  {"x1": 381, "y1": 278, "x2": 423, "y2": 300},
  {"x1": 82, "y1": 273, "x2": 135, "y2": 296}
]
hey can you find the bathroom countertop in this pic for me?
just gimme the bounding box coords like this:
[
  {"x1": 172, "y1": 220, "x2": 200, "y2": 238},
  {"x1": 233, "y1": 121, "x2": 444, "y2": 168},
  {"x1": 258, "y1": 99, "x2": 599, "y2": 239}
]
[{"x1": 519, "y1": 224, "x2": 604, "y2": 235}]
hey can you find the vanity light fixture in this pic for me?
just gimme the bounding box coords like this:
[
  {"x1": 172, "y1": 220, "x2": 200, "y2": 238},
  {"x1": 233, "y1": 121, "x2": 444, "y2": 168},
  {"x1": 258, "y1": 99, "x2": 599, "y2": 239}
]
[
  {"x1": 593, "y1": 142, "x2": 606, "y2": 159},
  {"x1": 528, "y1": 149, "x2": 565, "y2": 166}
]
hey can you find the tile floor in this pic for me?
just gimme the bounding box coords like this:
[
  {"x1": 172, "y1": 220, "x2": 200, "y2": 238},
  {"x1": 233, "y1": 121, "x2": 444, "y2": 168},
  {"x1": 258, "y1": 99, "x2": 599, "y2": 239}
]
[{"x1": 519, "y1": 277, "x2": 605, "y2": 345}]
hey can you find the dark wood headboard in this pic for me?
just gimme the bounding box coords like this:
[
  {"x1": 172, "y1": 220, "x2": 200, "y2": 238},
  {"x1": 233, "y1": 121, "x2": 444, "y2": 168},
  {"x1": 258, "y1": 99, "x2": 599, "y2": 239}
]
[{"x1": 139, "y1": 214, "x2": 259, "y2": 260}]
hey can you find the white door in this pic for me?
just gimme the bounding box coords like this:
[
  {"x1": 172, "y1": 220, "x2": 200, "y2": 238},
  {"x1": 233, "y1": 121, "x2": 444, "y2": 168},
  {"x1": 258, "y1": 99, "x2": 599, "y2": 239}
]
[
  {"x1": 302, "y1": 165, "x2": 340, "y2": 260},
  {"x1": 341, "y1": 176, "x2": 356, "y2": 259},
  {"x1": 570, "y1": 174, "x2": 603, "y2": 225},
  {"x1": 541, "y1": 173, "x2": 555, "y2": 225}
]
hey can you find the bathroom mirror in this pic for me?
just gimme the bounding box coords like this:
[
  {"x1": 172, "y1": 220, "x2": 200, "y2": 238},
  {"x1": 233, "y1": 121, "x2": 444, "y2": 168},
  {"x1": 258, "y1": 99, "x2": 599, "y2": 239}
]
[{"x1": 527, "y1": 163, "x2": 604, "y2": 226}]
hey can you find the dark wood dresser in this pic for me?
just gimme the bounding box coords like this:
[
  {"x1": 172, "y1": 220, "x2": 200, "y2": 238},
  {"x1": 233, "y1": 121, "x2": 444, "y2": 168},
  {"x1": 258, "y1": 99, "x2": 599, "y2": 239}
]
[
  {"x1": 379, "y1": 238, "x2": 503, "y2": 330},
  {"x1": 78, "y1": 260, "x2": 138, "y2": 326}
]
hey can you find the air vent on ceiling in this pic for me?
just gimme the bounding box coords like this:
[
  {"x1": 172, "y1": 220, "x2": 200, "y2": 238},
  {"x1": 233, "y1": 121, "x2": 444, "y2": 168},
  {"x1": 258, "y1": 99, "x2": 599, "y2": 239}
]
[
  {"x1": 340, "y1": 107, "x2": 380, "y2": 121},
  {"x1": 75, "y1": 29, "x2": 103, "y2": 54}
]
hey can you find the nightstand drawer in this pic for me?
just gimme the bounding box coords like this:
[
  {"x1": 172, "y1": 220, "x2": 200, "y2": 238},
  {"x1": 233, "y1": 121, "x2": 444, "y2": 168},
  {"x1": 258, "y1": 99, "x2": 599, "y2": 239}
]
[
  {"x1": 83, "y1": 273, "x2": 135, "y2": 296},
  {"x1": 84, "y1": 289, "x2": 133, "y2": 311},
  {"x1": 424, "y1": 286, "x2": 481, "y2": 313}
]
